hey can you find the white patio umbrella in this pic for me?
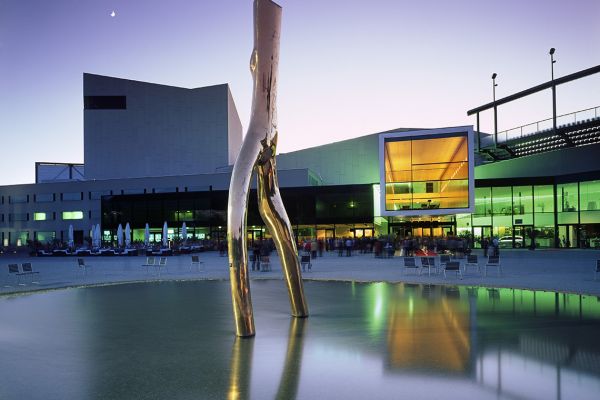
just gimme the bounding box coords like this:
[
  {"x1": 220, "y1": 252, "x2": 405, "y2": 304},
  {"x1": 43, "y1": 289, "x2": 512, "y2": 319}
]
[
  {"x1": 90, "y1": 224, "x2": 95, "y2": 246},
  {"x1": 125, "y1": 223, "x2": 131, "y2": 248},
  {"x1": 117, "y1": 224, "x2": 123, "y2": 247},
  {"x1": 95, "y1": 224, "x2": 101, "y2": 247},
  {"x1": 68, "y1": 224, "x2": 74, "y2": 248},
  {"x1": 181, "y1": 222, "x2": 187, "y2": 243},
  {"x1": 144, "y1": 223, "x2": 150, "y2": 246},
  {"x1": 162, "y1": 221, "x2": 168, "y2": 247}
]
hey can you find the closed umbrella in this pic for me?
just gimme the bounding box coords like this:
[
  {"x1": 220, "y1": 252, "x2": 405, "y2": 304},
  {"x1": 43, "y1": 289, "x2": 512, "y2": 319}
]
[
  {"x1": 68, "y1": 225, "x2": 74, "y2": 248},
  {"x1": 90, "y1": 224, "x2": 95, "y2": 247},
  {"x1": 181, "y1": 222, "x2": 187, "y2": 243},
  {"x1": 162, "y1": 221, "x2": 168, "y2": 247},
  {"x1": 95, "y1": 224, "x2": 101, "y2": 247},
  {"x1": 117, "y1": 224, "x2": 123, "y2": 247},
  {"x1": 144, "y1": 223, "x2": 150, "y2": 246},
  {"x1": 125, "y1": 223, "x2": 131, "y2": 248}
]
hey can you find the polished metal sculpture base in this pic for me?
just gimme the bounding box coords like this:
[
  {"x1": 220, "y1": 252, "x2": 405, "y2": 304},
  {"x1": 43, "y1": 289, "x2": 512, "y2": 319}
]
[{"x1": 227, "y1": 0, "x2": 308, "y2": 337}]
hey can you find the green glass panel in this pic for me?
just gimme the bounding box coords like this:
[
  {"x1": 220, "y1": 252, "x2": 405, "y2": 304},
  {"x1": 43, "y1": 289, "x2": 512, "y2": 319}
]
[
  {"x1": 512, "y1": 185, "x2": 532, "y2": 214},
  {"x1": 557, "y1": 183, "x2": 578, "y2": 212},
  {"x1": 534, "y1": 185, "x2": 554, "y2": 213},
  {"x1": 492, "y1": 187, "x2": 512, "y2": 215},
  {"x1": 580, "y1": 211, "x2": 600, "y2": 224},
  {"x1": 474, "y1": 187, "x2": 491, "y2": 216},
  {"x1": 580, "y1": 180, "x2": 600, "y2": 211}
]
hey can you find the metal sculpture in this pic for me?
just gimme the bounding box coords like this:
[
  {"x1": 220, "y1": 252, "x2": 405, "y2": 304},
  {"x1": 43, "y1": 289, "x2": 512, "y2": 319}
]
[{"x1": 227, "y1": 0, "x2": 308, "y2": 337}]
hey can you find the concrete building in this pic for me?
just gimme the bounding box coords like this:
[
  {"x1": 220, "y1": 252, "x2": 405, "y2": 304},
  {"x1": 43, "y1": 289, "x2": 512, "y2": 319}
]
[{"x1": 83, "y1": 73, "x2": 242, "y2": 180}]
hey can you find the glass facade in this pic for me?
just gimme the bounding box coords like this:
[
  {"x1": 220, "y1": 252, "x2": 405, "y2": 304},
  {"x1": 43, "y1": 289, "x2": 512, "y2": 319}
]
[
  {"x1": 98, "y1": 179, "x2": 600, "y2": 248},
  {"x1": 101, "y1": 185, "x2": 375, "y2": 245},
  {"x1": 383, "y1": 134, "x2": 470, "y2": 212},
  {"x1": 454, "y1": 180, "x2": 600, "y2": 248}
]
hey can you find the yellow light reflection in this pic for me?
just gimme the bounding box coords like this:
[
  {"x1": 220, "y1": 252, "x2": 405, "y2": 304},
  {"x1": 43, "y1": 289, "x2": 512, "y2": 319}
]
[{"x1": 387, "y1": 285, "x2": 470, "y2": 372}]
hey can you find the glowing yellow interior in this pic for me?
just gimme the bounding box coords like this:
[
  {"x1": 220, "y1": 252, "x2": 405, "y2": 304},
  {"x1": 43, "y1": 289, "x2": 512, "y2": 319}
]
[{"x1": 384, "y1": 136, "x2": 469, "y2": 211}]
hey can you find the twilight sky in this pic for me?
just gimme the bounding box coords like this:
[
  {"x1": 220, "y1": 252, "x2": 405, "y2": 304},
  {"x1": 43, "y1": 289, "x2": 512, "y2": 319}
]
[{"x1": 1, "y1": 0, "x2": 599, "y2": 185}]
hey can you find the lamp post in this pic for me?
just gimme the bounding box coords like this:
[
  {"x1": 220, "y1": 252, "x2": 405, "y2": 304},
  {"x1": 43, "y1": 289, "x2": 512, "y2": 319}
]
[
  {"x1": 549, "y1": 48, "x2": 557, "y2": 134},
  {"x1": 492, "y1": 73, "x2": 498, "y2": 145}
]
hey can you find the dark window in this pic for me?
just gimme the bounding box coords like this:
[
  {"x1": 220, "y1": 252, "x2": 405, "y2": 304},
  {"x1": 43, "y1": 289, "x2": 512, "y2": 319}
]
[
  {"x1": 9, "y1": 194, "x2": 28, "y2": 204},
  {"x1": 35, "y1": 193, "x2": 55, "y2": 203},
  {"x1": 84, "y1": 96, "x2": 126, "y2": 110},
  {"x1": 61, "y1": 192, "x2": 83, "y2": 201}
]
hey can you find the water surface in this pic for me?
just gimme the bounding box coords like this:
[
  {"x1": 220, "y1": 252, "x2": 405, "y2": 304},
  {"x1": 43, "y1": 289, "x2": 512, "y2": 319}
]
[{"x1": 1, "y1": 281, "x2": 600, "y2": 399}]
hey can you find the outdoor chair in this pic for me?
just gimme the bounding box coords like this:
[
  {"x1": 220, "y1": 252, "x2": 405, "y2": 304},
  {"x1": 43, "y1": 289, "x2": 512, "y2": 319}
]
[
  {"x1": 403, "y1": 257, "x2": 419, "y2": 275},
  {"x1": 77, "y1": 258, "x2": 92, "y2": 275},
  {"x1": 464, "y1": 255, "x2": 480, "y2": 275},
  {"x1": 443, "y1": 261, "x2": 462, "y2": 279},
  {"x1": 300, "y1": 255, "x2": 312, "y2": 272},
  {"x1": 156, "y1": 257, "x2": 168, "y2": 277},
  {"x1": 142, "y1": 256, "x2": 156, "y2": 273},
  {"x1": 7, "y1": 264, "x2": 23, "y2": 286},
  {"x1": 20, "y1": 263, "x2": 40, "y2": 284},
  {"x1": 420, "y1": 257, "x2": 437, "y2": 276},
  {"x1": 260, "y1": 256, "x2": 271, "y2": 272},
  {"x1": 485, "y1": 255, "x2": 502, "y2": 277},
  {"x1": 439, "y1": 254, "x2": 451, "y2": 269},
  {"x1": 190, "y1": 255, "x2": 204, "y2": 272},
  {"x1": 595, "y1": 260, "x2": 600, "y2": 281}
]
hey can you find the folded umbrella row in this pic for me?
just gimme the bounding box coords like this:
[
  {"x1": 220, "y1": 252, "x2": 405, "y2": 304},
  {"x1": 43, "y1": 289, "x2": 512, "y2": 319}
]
[{"x1": 87, "y1": 222, "x2": 188, "y2": 247}]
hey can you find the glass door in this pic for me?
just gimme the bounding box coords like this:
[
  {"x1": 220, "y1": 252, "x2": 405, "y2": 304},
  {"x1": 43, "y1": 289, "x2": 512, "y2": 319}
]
[
  {"x1": 558, "y1": 225, "x2": 579, "y2": 248},
  {"x1": 472, "y1": 226, "x2": 492, "y2": 248}
]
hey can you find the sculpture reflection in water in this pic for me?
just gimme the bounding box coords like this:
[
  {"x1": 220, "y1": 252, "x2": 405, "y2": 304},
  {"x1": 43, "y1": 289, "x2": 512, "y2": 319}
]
[
  {"x1": 227, "y1": 0, "x2": 308, "y2": 337},
  {"x1": 227, "y1": 318, "x2": 307, "y2": 400}
]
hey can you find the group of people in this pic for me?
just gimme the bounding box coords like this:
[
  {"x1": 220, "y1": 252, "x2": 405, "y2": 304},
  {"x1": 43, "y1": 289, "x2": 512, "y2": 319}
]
[{"x1": 480, "y1": 236, "x2": 500, "y2": 257}]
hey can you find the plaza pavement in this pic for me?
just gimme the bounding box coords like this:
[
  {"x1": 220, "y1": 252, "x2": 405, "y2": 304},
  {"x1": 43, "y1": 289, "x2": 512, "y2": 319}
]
[{"x1": 1, "y1": 248, "x2": 600, "y2": 296}]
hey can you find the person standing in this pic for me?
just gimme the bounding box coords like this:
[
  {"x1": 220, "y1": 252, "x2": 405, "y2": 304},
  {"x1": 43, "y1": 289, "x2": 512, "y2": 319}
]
[
  {"x1": 310, "y1": 239, "x2": 318, "y2": 259},
  {"x1": 345, "y1": 238, "x2": 353, "y2": 257},
  {"x1": 482, "y1": 237, "x2": 489, "y2": 257}
]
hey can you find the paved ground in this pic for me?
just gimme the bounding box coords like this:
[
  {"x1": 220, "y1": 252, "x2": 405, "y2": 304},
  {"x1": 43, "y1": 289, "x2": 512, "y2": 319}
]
[{"x1": 2, "y1": 248, "x2": 600, "y2": 296}]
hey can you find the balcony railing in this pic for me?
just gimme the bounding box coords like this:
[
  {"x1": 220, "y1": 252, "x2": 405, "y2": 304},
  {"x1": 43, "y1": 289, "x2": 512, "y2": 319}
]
[{"x1": 481, "y1": 106, "x2": 600, "y2": 148}]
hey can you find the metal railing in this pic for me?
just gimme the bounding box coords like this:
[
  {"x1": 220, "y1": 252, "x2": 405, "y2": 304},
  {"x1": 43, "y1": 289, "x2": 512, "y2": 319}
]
[{"x1": 493, "y1": 106, "x2": 600, "y2": 144}]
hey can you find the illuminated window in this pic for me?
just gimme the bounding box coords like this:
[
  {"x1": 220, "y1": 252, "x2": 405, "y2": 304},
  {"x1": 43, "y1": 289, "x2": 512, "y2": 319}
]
[
  {"x1": 36, "y1": 231, "x2": 55, "y2": 242},
  {"x1": 382, "y1": 131, "x2": 471, "y2": 213},
  {"x1": 33, "y1": 212, "x2": 47, "y2": 221},
  {"x1": 62, "y1": 211, "x2": 84, "y2": 220}
]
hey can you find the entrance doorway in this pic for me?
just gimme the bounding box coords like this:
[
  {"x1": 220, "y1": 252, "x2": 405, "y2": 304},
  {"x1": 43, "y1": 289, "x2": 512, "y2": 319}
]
[
  {"x1": 247, "y1": 229, "x2": 263, "y2": 246},
  {"x1": 390, "y1": 222, "x2": 456, "y2": 238},
  {"x1": 472, "y1": 226, "x2": 492, "y2": 248},
  {"x1": 353, "y1": 228, "x2": 373, "y2": 238},
  {"x1": 316, "y1": 229, "x2": 334, "y2": 240},
  {"x1": 558, "y1": 225, "x2": 579, "y2": 248}
]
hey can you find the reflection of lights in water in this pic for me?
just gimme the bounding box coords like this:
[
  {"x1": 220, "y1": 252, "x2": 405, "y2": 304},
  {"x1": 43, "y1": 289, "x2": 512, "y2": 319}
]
[
  {"x1": 367, "y1": 283, "x2": 387, "y2": 336},
  {"x1": 408, "y1": 297, "x2": 414, "y2": 317}
]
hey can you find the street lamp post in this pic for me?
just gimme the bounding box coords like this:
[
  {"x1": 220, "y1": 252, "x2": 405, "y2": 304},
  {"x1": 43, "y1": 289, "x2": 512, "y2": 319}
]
[
  {"x1": 492, "y1": 73, "x2": 498, "y2": 145},
  {"x1": 550, "y1": 48, "x2": 557, "y2": 134}
]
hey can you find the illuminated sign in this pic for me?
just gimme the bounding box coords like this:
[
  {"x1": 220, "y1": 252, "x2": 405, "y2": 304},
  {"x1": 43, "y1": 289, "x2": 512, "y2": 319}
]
[{"x1": 379, "y1": 127, "x2": 475, "y2": 216}]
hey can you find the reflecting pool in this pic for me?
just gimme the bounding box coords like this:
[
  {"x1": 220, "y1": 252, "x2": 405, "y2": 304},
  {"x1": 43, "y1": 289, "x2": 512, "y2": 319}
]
[{"x1": 1, "y1": 281, "x2": 600, "y2": 399}]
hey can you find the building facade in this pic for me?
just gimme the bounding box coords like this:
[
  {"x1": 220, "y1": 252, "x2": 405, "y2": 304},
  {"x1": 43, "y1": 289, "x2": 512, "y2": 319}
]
[{"x1": 1, "y1": 73, "x2": 600, "y2": 249}]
